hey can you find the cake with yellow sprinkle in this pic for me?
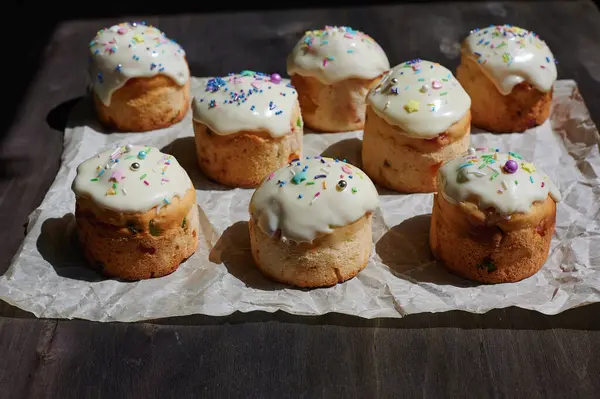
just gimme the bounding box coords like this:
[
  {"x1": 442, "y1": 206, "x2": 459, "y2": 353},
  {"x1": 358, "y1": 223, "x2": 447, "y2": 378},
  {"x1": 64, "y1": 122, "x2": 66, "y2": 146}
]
[
  {"x1": 430, "y1": 147, "x2": 562, "y2": 283},
  {"x1": 287, "y1": 26, "x2": 390, "y2": 132},
  {"x1": 249, "y1": 156, "x2": 379, "y2": 288},
  {"x1": 362, "y1": 59, "x2": 472, "y2": 193},
  {"x1": 72, "y1": 144, "x2": 199, "y2": 280},
  {"x1": 89, "y1": 21, "x2": 191, "y2": 132},
  {"x1": 456, "y1": 24, "x2": 557, "y2": 133}
]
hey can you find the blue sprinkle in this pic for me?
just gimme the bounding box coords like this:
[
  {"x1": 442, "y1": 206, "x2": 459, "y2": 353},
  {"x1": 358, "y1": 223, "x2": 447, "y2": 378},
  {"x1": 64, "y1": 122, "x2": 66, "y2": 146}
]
[{"x1": 292, "y1": 170, "x2": 307, "y2": 184}]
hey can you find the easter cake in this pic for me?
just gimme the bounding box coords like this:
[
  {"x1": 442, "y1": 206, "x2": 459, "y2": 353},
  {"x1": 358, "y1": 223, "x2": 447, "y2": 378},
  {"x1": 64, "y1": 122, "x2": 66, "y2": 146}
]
[
  {"x1": 287, "y1": 26, "x2": 390, "y2": 132},
  {"x1": 89, "y1": 22, "x2": 190, "y2": 132},
  {"x1": 431, "y1": 148, "x2": 561, "y2": 283},
  {"x1": 249, "y1": 157, "x2": 379, "y2": 287},
  {"x1": 72, "y1": 145, "x2": 199, "y2": 280}
]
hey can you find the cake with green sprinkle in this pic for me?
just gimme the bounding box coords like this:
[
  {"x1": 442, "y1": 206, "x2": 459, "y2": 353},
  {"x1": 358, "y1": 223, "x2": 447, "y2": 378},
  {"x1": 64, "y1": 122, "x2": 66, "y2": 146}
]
[
  {"x1": 72, "y1": 144, "x2": 198, "y2": 280},
  {"x1": 430, "y1": 147, "x2": 562, "y2": 283}
]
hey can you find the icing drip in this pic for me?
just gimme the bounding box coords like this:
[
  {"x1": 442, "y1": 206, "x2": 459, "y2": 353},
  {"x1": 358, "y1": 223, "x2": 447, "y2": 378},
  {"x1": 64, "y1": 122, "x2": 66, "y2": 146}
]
[
  {"x1": 250, "y1": 157, "x2": 379, "y2": 242},
  {"x1": 287, "y1": 26, "x2": 390, "y2": 85},
  {"x1": 438, "y1": 148, "x2": 561, "y2": 216},
  {"x1": 463, "y1": 24, "x2": 557, "y2": 95},
  {"x1": 72, "y1": 145, "x2": 193, "y2": 213},
  {"x1": 89, "y1": 22, "x2": 190, "y2": 106},
  {"x1": 367, "y1": 60, "x2": 471, "y2": 138},
  {"x1": 192, "y1": 72, "x2": 300, "y2": 138}
]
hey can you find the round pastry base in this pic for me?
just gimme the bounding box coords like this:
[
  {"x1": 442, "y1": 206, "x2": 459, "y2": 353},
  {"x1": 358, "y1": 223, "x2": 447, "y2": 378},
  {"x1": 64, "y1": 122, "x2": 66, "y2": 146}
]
[
  {"x1": 249, "y1": 214, "x2": 373, "y2": 288},
  {"x1": 429, "y1": 192, "x2": 557, "y2": 284},
  {"x1": 193, "y1": 117, "x2": 302, "y2": 188},
  {"x1": 291, "y1": 74, "x2": 382, "y2": 133},
  {"x1": 362, "y1": 106, "x2": 471, "y2": 193},
  {"x1": 94, "y1": 75, "x2": 190, "y2": 132},
  {"x1": 76, "y1": 193, "x2": 199, "y2": 281}
]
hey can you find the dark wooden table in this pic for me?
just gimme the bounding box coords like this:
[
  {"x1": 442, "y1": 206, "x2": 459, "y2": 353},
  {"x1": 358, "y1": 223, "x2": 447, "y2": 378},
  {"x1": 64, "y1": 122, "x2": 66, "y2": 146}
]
[{"x1": 2, "y1": 1, "x2": 600, "y2": 397}]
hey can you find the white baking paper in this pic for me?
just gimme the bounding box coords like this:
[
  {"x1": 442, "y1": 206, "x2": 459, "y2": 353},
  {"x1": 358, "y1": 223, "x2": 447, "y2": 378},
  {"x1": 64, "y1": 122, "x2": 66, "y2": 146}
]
[{"x1": 1, "y1": 79, "x2": 599, "y2": 322}]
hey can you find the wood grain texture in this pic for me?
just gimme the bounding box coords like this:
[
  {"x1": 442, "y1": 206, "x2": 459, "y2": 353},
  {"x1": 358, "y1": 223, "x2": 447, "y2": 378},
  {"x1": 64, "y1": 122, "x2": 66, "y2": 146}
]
[{"x1": 2, "y1": 1, "x2": 600, "y2": 397}]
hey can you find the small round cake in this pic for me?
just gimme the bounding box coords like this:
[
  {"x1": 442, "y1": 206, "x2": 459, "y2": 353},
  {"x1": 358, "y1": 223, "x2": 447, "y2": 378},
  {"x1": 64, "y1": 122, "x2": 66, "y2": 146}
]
[
  {"x1": 249, "y1": 157, "x2": 379, "y2": 288},
  {"x1": 362, "y1": 59, "x2": 472, "y2": 193},
  {"x1": 287, "y1": 26, "x2": 390, "y2": 132},
  {"x1": 456, "y1": 24, "x2": 557, "y2": 133},
  {"x1": 89, "y1": 22, "x2": 190, "y2": 132},
  {"x1": 192, "y1": 71, "x2": 303, "y2": 188},
  {"x1": 72, "y1": 145, "x2": 199, "y2": 280},
  {"x1": 431, "y1": 148, "x2": 562, "y2": 283}
]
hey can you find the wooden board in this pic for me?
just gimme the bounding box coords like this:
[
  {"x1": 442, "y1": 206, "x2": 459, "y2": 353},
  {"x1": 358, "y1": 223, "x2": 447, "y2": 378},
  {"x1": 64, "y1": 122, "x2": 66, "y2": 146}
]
[{"x1": 2, "y1": 1, "x2": 600, "y2": 397}]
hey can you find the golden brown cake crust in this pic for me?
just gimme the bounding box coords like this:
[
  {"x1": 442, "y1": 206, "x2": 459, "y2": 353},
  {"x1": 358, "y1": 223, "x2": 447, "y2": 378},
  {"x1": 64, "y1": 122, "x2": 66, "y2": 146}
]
[
  {"x1": 291, "y1": 74, "x2": 383, "y2": 133},
  {"x1": 456, "y1": 54, "x2": 552, "y2": 133},
  {"x1": 75, "y1": 188, "x2": 199, "y2": 280},
  {"x1": 361, "y1": 107, "x2": 471, "y2": 193},
  {"x1": 193, "y1": 105, "x2": 303, "y2": 188},
  {"x1": 94, "y1": 74, "x2": 190, "y2": 132},
  {"x1": 430, "y1": 193, "x2": 557, "y2": 283},
  {"x1": 249, "y1": 214, "x2": 373, "y2": 288}
]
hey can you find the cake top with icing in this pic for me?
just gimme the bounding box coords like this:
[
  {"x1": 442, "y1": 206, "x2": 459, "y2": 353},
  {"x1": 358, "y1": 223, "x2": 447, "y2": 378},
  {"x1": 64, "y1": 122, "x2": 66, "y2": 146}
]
[
  {"x1": 250, "y1": 157, "x2": 379, "y2": 242},
  {"x1": 192, "y1": 71, "x2": 301, "y2": 138},
  {"x1": 287, "y1": 26, "x2": 390, "y2": 84},
  {"x1": 89, "y1": 21, "x2": 189, "y2": 106},
  {"x1": 367, "y1": 59, "x2": 471, "y2": 138},
  {"x1": 438, "y1": 147, "x2": 561, "y2": 216},
  {"x1": 463, "y1": 24, "x2": 557, "y2": 95},
  {"x1": 72, "y1": 144, "x2": 193, "y2": 213}
]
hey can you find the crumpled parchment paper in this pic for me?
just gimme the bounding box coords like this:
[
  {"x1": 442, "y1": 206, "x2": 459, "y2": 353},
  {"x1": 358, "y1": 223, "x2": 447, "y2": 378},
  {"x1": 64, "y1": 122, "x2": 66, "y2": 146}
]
[{"x1": 0, "y1": 79, "x2": 599, "y2": 322}]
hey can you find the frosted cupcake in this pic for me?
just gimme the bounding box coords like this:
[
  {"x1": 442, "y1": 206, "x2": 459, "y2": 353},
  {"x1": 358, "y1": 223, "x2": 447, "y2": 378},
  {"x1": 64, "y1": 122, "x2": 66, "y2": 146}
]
[
  {"x1": 89, "y1": 22, "x2": 190, "y2": 132},
  {"x1": 431, "y1": 148, "x2": 561, "y2": 283},
  {"x1": 457, "y1": 24, "x2": 557, "y2": 133},
  {"x1": 72, "y1": 144, "x2": 199, "y2": 280},
  {"x1": 287, "y1": 26, "x2": 390, "y2": 132},
  {"x1": 192, "y1": 71, "x2": 303, "y2": 188},
  {"x1": 249, "y1": 157, "x2": 379, "y2": 287},
  {"x1": 362, "y1": 60, "x2": 472, "y2": 193}
]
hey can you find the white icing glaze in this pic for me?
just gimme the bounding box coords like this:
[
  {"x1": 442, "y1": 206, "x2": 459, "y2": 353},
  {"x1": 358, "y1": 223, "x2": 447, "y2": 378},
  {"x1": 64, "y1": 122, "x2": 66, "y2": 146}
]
[
  {"x1": 438, "y1": 148, "x2": 561, "y2": 216},
  {"x1": 72, "y1": 145, "x2": 193, "y2": 213},
  {"x1": 368, "y1": 60, "x2": 471, "y2": 138},
  {"x1": 287, "y1": 26, "x2": 390, "y2": 85},
  {"x1": 463, "y1": 24, "x2": 557, "y2": 95},
  {"x1": 192, "y1": 72, "x2": 301, "y2": 138},
  {"x1": 250, "y1": 157, "x2": 379, "y2": 242},
  {"x1": 89, "y1": 22, "x2": 189, "y2": 106}
]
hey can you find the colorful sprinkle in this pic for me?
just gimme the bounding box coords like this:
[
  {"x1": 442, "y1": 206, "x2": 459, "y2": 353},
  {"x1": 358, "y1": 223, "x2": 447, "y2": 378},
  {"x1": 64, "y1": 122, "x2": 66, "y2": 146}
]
[
  {"x1": 291, "y1": 170, "x2": 307, "y2": 184},
  {"x1": 310, "y1": 192, "x2": 321, "y2": 204},
  {"x1": 270, "y1": 73, "x2": 282, "y2": 84},
  {"x1": 404, "y1": 100, "x2": 420, "y2": 113},
  {"x1": 503, "y1": 160, "x2": 519, "y2": 174}
]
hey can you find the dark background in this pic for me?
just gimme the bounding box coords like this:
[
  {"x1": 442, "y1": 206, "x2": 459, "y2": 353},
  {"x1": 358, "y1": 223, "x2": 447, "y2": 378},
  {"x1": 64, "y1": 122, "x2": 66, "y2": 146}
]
[{"x1": 2, "y1": 1, "x2": 600, "y2": 397}]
